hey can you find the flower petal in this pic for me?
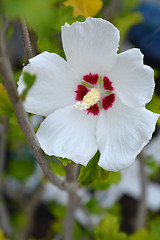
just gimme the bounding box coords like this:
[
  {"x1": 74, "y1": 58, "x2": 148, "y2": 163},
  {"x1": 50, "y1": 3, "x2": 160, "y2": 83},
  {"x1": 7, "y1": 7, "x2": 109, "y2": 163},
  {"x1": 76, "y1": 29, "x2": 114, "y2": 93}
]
[
  {"x1": 62, "y1": 17, "x2": 119, "y2": 76},
  {"x1": 110, "y1": 48, "x2": 154, "y2": 107},
  {"x1": 18, "y1": 52, "x2": 78, "y2": 116},
  {"x1": 103, "y1": 76, "x2": 114, "y2": 91},
  {"x1": 36, "y1": 105, "x2": 98, "y2": 165},
  {"x1": 75, "y1": 84, "x2": 89, "y2": 101},
  {"x1": 96, "y1": 98, "x2": 159, "y2": 171},
  {"x1": 87, "y1": 103, "x2": 100, "y2": 115},
  {"x1": 83, "y1": 73, "x2": 99, "y2": 85},
  {"x1": 102, "y1": 94, "x2": 115, "y2": 110}
]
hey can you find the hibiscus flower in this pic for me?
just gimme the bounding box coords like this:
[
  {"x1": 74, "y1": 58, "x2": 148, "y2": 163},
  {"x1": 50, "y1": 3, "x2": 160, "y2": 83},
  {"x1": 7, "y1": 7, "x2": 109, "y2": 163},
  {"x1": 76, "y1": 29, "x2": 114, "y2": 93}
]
[{"x1": 18, "y1": 17, "x2": 159, "y2": 171}]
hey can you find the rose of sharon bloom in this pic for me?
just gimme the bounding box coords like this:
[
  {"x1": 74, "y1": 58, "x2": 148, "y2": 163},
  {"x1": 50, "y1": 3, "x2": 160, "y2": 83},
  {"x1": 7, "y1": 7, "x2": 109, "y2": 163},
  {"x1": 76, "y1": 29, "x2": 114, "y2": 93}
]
[{"x1": 18, "y1": 18, "x2": 159, "y2": 171}]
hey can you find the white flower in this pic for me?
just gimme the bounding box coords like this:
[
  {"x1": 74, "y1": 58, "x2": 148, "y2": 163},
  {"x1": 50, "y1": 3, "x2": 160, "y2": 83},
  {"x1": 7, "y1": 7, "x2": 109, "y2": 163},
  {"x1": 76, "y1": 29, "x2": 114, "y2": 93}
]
[{"x1": 18, "y1": 17, "x2": 159, "y2": 171}]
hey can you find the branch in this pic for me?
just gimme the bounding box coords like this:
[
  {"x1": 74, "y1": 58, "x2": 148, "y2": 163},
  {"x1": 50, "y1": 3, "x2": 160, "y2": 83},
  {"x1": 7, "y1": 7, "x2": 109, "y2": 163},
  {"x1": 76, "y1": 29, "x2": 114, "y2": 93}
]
[
  {"x1": 64, "y1": 163, "x2": 79, "y2": 240},
  {"x1": 19, "y1": 18, "x2": 33, "y2": 63},
  {"x1": 135, "y1": 151, "x2": 147, "y2": 230},
  {"x1": 0, "y1": 21, "x2": 65, "y2": 190}
]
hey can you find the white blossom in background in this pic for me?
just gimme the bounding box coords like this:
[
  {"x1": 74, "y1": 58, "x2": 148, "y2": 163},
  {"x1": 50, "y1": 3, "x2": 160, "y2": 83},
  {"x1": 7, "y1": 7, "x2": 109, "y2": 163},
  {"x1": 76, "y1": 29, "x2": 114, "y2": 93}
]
[
  {"x1": 18, "y1": 17, "x2": 159, "y2": 171},
  {"x1": 41, "y1": 182, "x2": 90, "y2": 205},
  {"x1": 41, "y1": 182, "x2": 68, "y2": 205},
  {"x1": 41, "y1": 183, "x2": 98, "y2": 227},
  {"x1": 96, "y1": 160, "x2": 160, "y2": 211}
]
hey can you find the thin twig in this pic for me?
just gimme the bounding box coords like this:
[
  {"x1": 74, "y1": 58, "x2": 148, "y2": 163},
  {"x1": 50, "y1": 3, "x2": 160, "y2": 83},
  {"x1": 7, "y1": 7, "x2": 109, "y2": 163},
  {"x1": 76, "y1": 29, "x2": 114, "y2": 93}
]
[
  {"x1": 64, "y1": 163, "x2": 79, "y2": 240},
  {"x1": 19, "y1": 18, "x2": 33, "y2": 63},
  {"x1": 135, "y1": 151, "x2": 147, "y2": 230},
  {"x1": 0, "y1": 21, "x2": 65, "y2": 190}
]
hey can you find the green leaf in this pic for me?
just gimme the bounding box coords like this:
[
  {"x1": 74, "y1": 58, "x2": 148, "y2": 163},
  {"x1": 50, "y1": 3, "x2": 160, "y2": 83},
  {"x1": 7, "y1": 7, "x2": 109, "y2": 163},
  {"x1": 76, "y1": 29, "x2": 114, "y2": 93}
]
[
  {"x1": 91, "y1": 171, "x2": 121, "y2": 190},
  {"x1": 103, "y1": 0, "x2": 111, "y2": 5},
  {"x1": 0, "y1": 74, "x2": 3, "y2": 83},
  {"x1": 50, "y1": 204, "x2": 66, "y2": 220},
  {"x1": 86, "y1": 198, "x2": 106, "y2": 215},
  {"x1": 78, "y1": 151, "x2": 110, "y2": 186},
  {"x1": 146, "y1": 156, "x2": 160, "y2": 180},
  {"x1": 95, "y1": 214, "x2": 127, "y2": 240},
  {"x1": 107, "y1": 203, "x2": 122, "y2": 223},
  {"x1": 8, "y1": 116, "x2": 27, "y2": 150},
  {"x1": 57, "y1": 157, "x2": 71, "y2": 166},
  {"x1": 2, "y1": 0, "x2": 84, "y2": 55},
  {"x1": 149, "y1": 219, "x2": 160, "y2": 239},
  {"x1": 53, "y1": 5, "x2": 76, "y2": 31},
  {"x1": 23, "y1": 72, "x2": 36, "y2": 88},
  {"x1": 128, "y1": 229, "x2": 148, "y2": 240},
  {"x1": 146, "y1": 94, "x2": 160, "y2": 125},
  {"x1": 0, "y1": 83, "x2": 14, "y2": 116},
  {"x1": 11, "y1": 211, "x2": 26, "y2": 228},
  {"x1": 96, "y1": 164, "x2": 111, "y2": 182},
  {"x1": 121, "y1": 0, "x2": 139, "y2": 12},
  {"x1": 47, "y1": 203, "x2": 66, "y2": 235},
  {"x1": 73, "y1": 223, "x2": 86, "y2": 240},
  {"x1": 8, "y1": 159, "x2": 35, "y2": 181},
  {"x1": 73, "y1": 222, "x2": 93, "y2": 240},
  {"x1": 21, "y1": 72, "x2": 36, "y2": 100},
  {"x1": 50, "y1": 160, "x2": 66, "y2": 176}
]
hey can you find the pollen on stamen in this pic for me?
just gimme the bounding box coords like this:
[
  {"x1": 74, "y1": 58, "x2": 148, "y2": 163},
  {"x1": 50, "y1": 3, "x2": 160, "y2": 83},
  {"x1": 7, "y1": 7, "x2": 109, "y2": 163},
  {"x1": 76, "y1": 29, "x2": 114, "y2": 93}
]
[
  {"x1": 74, "y1": 88, "x2": 101, "y2": 111},
  {"x1": 74, "y1": 101, "x2": 88, "y2": 110}
]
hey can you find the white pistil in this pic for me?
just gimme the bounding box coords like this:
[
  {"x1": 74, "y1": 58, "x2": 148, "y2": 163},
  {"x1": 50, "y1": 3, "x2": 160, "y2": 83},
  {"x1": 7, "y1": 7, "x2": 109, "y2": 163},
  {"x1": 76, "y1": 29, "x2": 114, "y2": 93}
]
[{"x1": 74, "y1": 88, "x2": 101, "y2": 110}]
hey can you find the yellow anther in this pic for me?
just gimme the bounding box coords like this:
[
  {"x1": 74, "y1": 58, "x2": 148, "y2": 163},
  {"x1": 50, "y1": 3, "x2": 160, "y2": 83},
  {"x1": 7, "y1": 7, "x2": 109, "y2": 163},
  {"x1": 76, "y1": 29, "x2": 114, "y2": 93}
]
[
  {"x1": 83, "y1": 88, "x2": 101, "y2": 107},
  {"x1": 74, "y1": 88, "x2": 101, "y2": 110}
]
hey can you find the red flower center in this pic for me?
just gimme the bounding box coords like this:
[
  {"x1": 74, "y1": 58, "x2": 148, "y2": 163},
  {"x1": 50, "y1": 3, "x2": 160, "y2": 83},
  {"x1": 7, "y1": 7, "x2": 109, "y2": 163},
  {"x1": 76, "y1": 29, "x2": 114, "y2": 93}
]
[{"x1": 75, "y1": 73, "x2": 115, "y2": 115}]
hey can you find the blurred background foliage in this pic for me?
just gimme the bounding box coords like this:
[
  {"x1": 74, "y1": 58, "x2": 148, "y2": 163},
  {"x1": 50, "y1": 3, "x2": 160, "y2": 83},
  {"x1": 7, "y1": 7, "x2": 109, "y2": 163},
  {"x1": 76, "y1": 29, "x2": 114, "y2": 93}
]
[{"x1": 0, "y1": 0, "x2": 160, "y2": 239}]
